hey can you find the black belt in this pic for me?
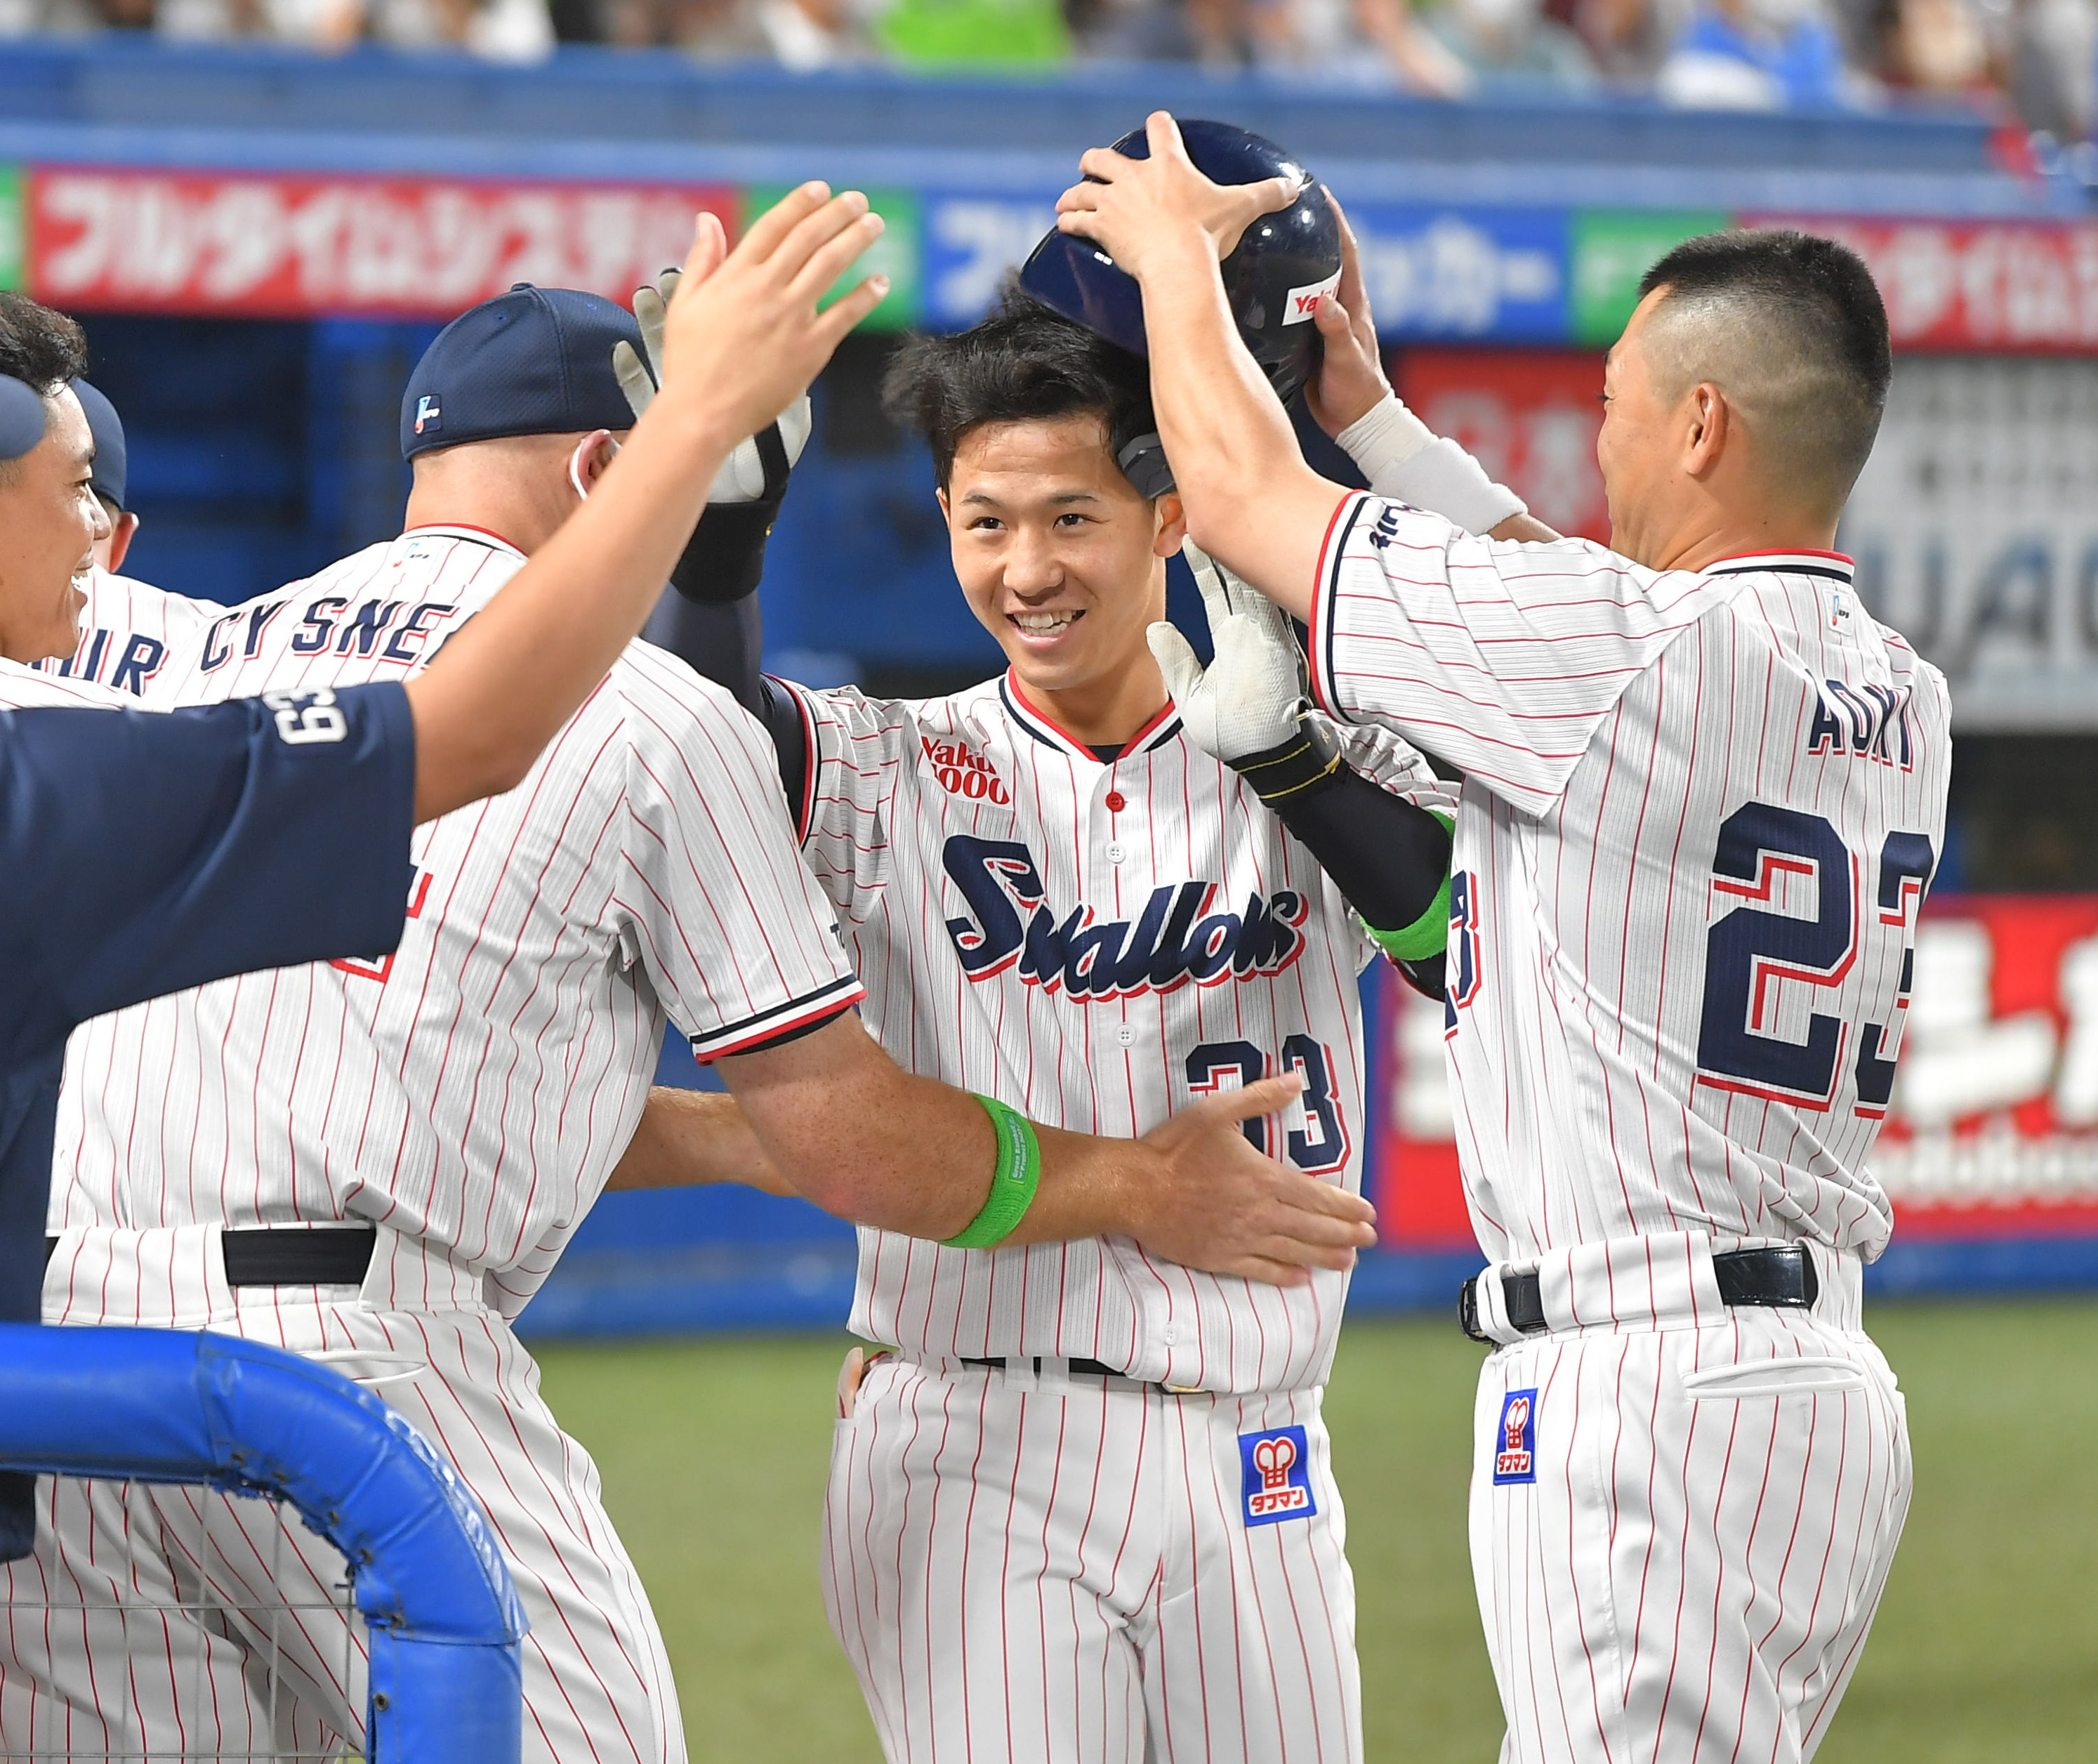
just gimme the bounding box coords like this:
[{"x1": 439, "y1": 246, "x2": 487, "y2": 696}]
[
  {"x1": 962, "y1": 1356, "x2": 1133, "y2": 1381},
  {"x1": 44, "y1": 1226, "x2": 377, "y2": 1288},
  {"x1": 1458, "y1": 1244, "x2": 1819, "y2": 1343}
]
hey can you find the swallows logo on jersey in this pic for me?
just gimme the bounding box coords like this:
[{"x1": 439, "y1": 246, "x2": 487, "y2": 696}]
[
  {"x1": 1239, "y1": 1426, "x2": 1316, "y2": 1525},
  {"x1": 941, "y1": 835, "x2": 1309, "y2": 1001},
  {"x1": 1493, "y1": 1388, "x2": 1538, "y2": 1485}
]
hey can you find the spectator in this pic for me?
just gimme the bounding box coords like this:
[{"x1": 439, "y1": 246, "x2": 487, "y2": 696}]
[
  {"x1": 1658, "y1": 0, "x2": 1853, "y2": 105},
  {"x1": 1421, "y1": 0, "x2": 1601, "y2": 83},
  {"x1": 1553, "y1": 0, "x2": 1686, "y2": 81},
  {"x1": 1874, "y1": 0, "x2": 1993, "y2": 98},
  {"x1": 750, "y1": 0, "x2": 877, "y2": 64},
  {"x1": 2005, "y1": 0, "x2": 2098, "y2": 133},
  {"x1": 1241, "y1": 0, "x2": 1474, "y2": 93}
]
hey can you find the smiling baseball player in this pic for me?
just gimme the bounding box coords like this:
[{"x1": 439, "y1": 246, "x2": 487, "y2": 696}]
[
  {"x1": 617, "y1": 128, "x2": 1564, "y2": 1760},
  {"x1": 1060, "y1": 112, "x2": 1947, "y2": 1764}
]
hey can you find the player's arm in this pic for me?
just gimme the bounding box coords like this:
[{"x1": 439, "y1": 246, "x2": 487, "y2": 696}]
[
  {"x1": 718, "y1": 1012, "x2": 1374, "y2": 1287},
  {"x1": 402, "y1": 185, "x2": 886, "y2": 823},
  {"x1": 1305, "y1": 191, "x2": 1559, "y2": 548},
  {"x1": 1154, "y1": 544, "x2": 1451, "y2": 990},
  {"x1": 606, "y1": 1086, "x2": 796, "y2": 1194}
]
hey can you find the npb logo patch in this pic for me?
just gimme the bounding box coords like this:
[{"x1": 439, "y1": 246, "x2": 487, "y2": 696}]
[
  {"x1": 1493, "y1": 1388, "x2": 1538, "y2": 1485},
  {"x1": 1239, "y1": 1426, "x2": 1317, "y2": 1526},
  {"x1": 414, "y1": 395, "x2": 442, "y2": 435}
]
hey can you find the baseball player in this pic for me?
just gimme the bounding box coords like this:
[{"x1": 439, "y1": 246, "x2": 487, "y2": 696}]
[
  {"x1": 11, "y1": 215, "x2": 1361, "y2": 1761},
  {"x1": 0, "y1": 197, "x2": 852, "y2": 1554},
  {"x1": 620, "y1": 149, "x2": 1549, "y2": 1756},
  {"x1": 38, "y1": 376, "x2": 211, "y2": 697},
  {"x1": 1062, "y1": 112, "x2": 1947, "y2": 1764}
]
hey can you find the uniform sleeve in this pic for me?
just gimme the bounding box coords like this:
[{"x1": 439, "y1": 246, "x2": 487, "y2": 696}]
[
  {"x1": 772, "y1": 678, "x2": 917, "y2": 928},
  {"x1": 1307, "y1": 492, "x2": 1729, "y2": 816},
  {"x1": 1329, "y1": 715, "x2": 1460, "y2": 821},
  {"x1": 0, "y1": 682, "x2": 415, "y2": 1055},
  {"x1": 614, "y1": 656, "x2": 865, "y2": 1063}
]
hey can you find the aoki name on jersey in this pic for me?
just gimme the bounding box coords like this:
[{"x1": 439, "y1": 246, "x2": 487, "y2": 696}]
[{"x1": 942, "y1": 835, "x2": 1309, "y2": 1000}]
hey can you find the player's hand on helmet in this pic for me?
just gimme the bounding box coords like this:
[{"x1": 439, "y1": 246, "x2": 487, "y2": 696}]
[
  {"x1": 1305, "y1": 192, "x2": 1394, "y2": 439},
  {"x1": 1133, "y1": 1074, "x2": 1377, "y2": 1286},
  {"x1": 1149, "y1": 541, "x2": 1305, "y2": 765},
  {"x1": 1056, "y1": 112, "x2": 1296, "y2": 278},
  {"x1": 614, "y1": 266, "x2": 816, "y2": 506},
  {"x1": 649, "y1": 187, "x2": 886, "y2": 447}
]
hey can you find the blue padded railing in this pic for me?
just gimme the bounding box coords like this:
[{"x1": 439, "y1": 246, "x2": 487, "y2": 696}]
[{"x1": 0, "y1": 1324, "x2": 526, "y2": 1763}]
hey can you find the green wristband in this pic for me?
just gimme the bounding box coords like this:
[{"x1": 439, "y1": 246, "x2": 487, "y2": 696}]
[
  {"x1": 1368, "y1": 811, "x2": 1456, "y2": 965},
  {"x1": 942, "y1": 1095, "x2": 1044, "y2": 1249}
]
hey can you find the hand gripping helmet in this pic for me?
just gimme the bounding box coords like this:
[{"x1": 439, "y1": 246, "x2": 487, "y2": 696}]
[{"x1": 1018, "y1": 119, "x2": 1342, "y2": 409}]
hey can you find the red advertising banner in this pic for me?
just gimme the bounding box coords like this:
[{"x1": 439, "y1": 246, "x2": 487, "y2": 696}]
[
  {"x1": 1746, "y1": 213, "x2": 2098, "y2": 352},
  {"x1": 27, "y1": 168, "x2": 737, "y2": 320},
  {"x1": 1369, "y1": 895, "x2": 2098, "y2": 1253},
  {"x1": 1392, "y1": 348, "x2": 1609, "y2": 541}
]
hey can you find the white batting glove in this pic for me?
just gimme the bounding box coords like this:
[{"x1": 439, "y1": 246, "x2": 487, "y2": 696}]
[
  {"x1": 1149, "y1": 542, "x2": 1307, "y2": 765},
  {"x1": 1337, "y1": 392, "x2": 1526, "y2": 537},
  {"x1": 612, "y1": 268, "x2": 814, "y2": 503}
]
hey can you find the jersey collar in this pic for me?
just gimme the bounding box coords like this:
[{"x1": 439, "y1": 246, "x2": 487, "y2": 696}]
[
  {"x1": 401, "y1": 521, "x2": 527, "y2": 561},
  {"x1": 1703, "y1": 548, "x2": 1854, "y2": 584},
  {"x1": 998, "y1": 672, "x2": 1183, "y2": 764}
]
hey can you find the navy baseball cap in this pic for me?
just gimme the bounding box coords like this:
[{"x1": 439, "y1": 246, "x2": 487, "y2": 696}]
[
  {"x1": 0, "y1": 376, "x2": 44, "y2": 463},
  {"x1": 72, "y1": 378, "x2": 126, "y2": 509},
  {"x1": 401, "y1": 283, "x2": 644, "y2": 461}
]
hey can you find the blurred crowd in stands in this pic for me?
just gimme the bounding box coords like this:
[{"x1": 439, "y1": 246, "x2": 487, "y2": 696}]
[{"x1": 1, "y1": 0, "x2": 2092, "y2": 138}]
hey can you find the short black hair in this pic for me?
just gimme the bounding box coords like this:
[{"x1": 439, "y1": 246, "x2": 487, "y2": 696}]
[
  {"x1": 1636, "y1": 228, "x2": 1891, "y2": 511},
  {"x1": 0, "y1": 293, "x2": 87, "y2": 395},
  {"x1": 882, "y1": 292, "x2": 1155, "y2": 489}
]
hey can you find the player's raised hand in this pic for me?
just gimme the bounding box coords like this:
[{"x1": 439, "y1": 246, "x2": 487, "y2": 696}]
[
  {"x1": 1056, "y1": 112, "x2": 1295, "y2": 279},
  {"x1": 1305, "y1": 191, "x2": 1394, "y2": 438},
  {"x1": 613, "y1": 267, "x2": 815, "y2": 505},
  {"x1": 1132, "y1": 1075, "x2": 1378, "y2": 1286},
  {"x1": 651, "y1": 184, "x2": 887, "y2": 445},
  {"x1": 1149, "y1": 541, "x2": 1306, "y2": 765}
]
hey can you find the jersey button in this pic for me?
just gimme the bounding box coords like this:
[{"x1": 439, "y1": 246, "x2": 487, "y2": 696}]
[
  {"x1": 1106, "y1": 842, "x2": 1127, "y2": 864},
  {"x1": 1114, "y1": 1023, "x2": 1136, "y2": 1048},
  {"x1": 1104, "y1": 789, "x2": 1126, "y2": 812}
]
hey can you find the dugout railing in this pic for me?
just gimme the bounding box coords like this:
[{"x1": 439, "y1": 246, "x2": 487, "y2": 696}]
[{"x1": 0, "y1": 1324, "x2": 526, "y2": 1763}]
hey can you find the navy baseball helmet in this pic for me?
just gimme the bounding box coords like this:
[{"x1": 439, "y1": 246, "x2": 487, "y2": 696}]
[
  {"x1": 401, "y1": 283, "x2": 643, "y2": 461},
  {"x1": 72, "y1": 378, "x2": 126, "y2": 510},
  {"x1": 1018, "y1": 119, "x2": 1342, "y2": 407}
]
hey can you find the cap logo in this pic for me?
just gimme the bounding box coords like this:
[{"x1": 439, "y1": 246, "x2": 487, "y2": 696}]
[
  {"x1": 1282, "y1": 270, "x2": 1341, "y2": 326},
  {"x1": 414, "y1": 395, "x2": 442, "y2": 435}
]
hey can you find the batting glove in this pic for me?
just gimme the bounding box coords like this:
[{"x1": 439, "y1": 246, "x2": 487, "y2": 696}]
[
  {"x1": 614, "y1": 269, "x2": 814, "y2": 605},
  {"x1": 1149, "y1": 543, "x2": 1309, "y2": 766}
]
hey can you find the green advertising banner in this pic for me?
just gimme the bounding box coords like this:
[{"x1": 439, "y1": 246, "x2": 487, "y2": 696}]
[
  {"x1": 0, "y1": 166, "x2": 22, "y2": 292},
  {"x1": 1570, "y1": 209, "x2": 1730, "y2": 345},
  {"x1": 745, "y1": 183, "x2": 921, "y2": 334}
]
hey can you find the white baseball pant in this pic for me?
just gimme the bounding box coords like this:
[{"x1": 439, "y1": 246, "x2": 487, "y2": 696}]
[
  {"x1": 0, "y1": 1226, "x2": 683, "y2": 1764},
  {"x1": 1466, "y1": 1235, "x2": 1911, "y2": 1764},
  {"x1": 822, "y1": 1354, "x2": 1361, "y2": 1764}
]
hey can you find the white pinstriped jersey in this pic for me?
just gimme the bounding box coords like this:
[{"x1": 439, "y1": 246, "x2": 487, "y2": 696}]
[
  {"x1": 44, "y1": 567, "x2": 212, "y2": 697},
  {"x1": 52, "y1": 527, "x2": 862, "y2": 1317},
  {"x1": 1307, "y1": 492, "x2": 1951, "y2": 1266},
  {"x1": 784, "y1": 671, "x2": 1453, "y2": 1394}
]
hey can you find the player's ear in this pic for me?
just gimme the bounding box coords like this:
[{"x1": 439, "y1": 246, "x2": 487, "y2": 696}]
[
  {"x1": 1682, "y1": 383, "x2": 1729, "y2": 482},
  {"x1": 935, "y1": 485, "x2": 952, "y2": 525},
  {"x1": 1152, "y1": 489, "x2": 1187, "y2": 559},
  {"x1": 107, "y1": 511, "x2": 139, "y2": 575}
]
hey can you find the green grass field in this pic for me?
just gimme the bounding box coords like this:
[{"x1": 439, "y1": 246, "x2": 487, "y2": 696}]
[{"x1": 536, "y1": 1297, "x2": 2098, "y2": 1762}]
